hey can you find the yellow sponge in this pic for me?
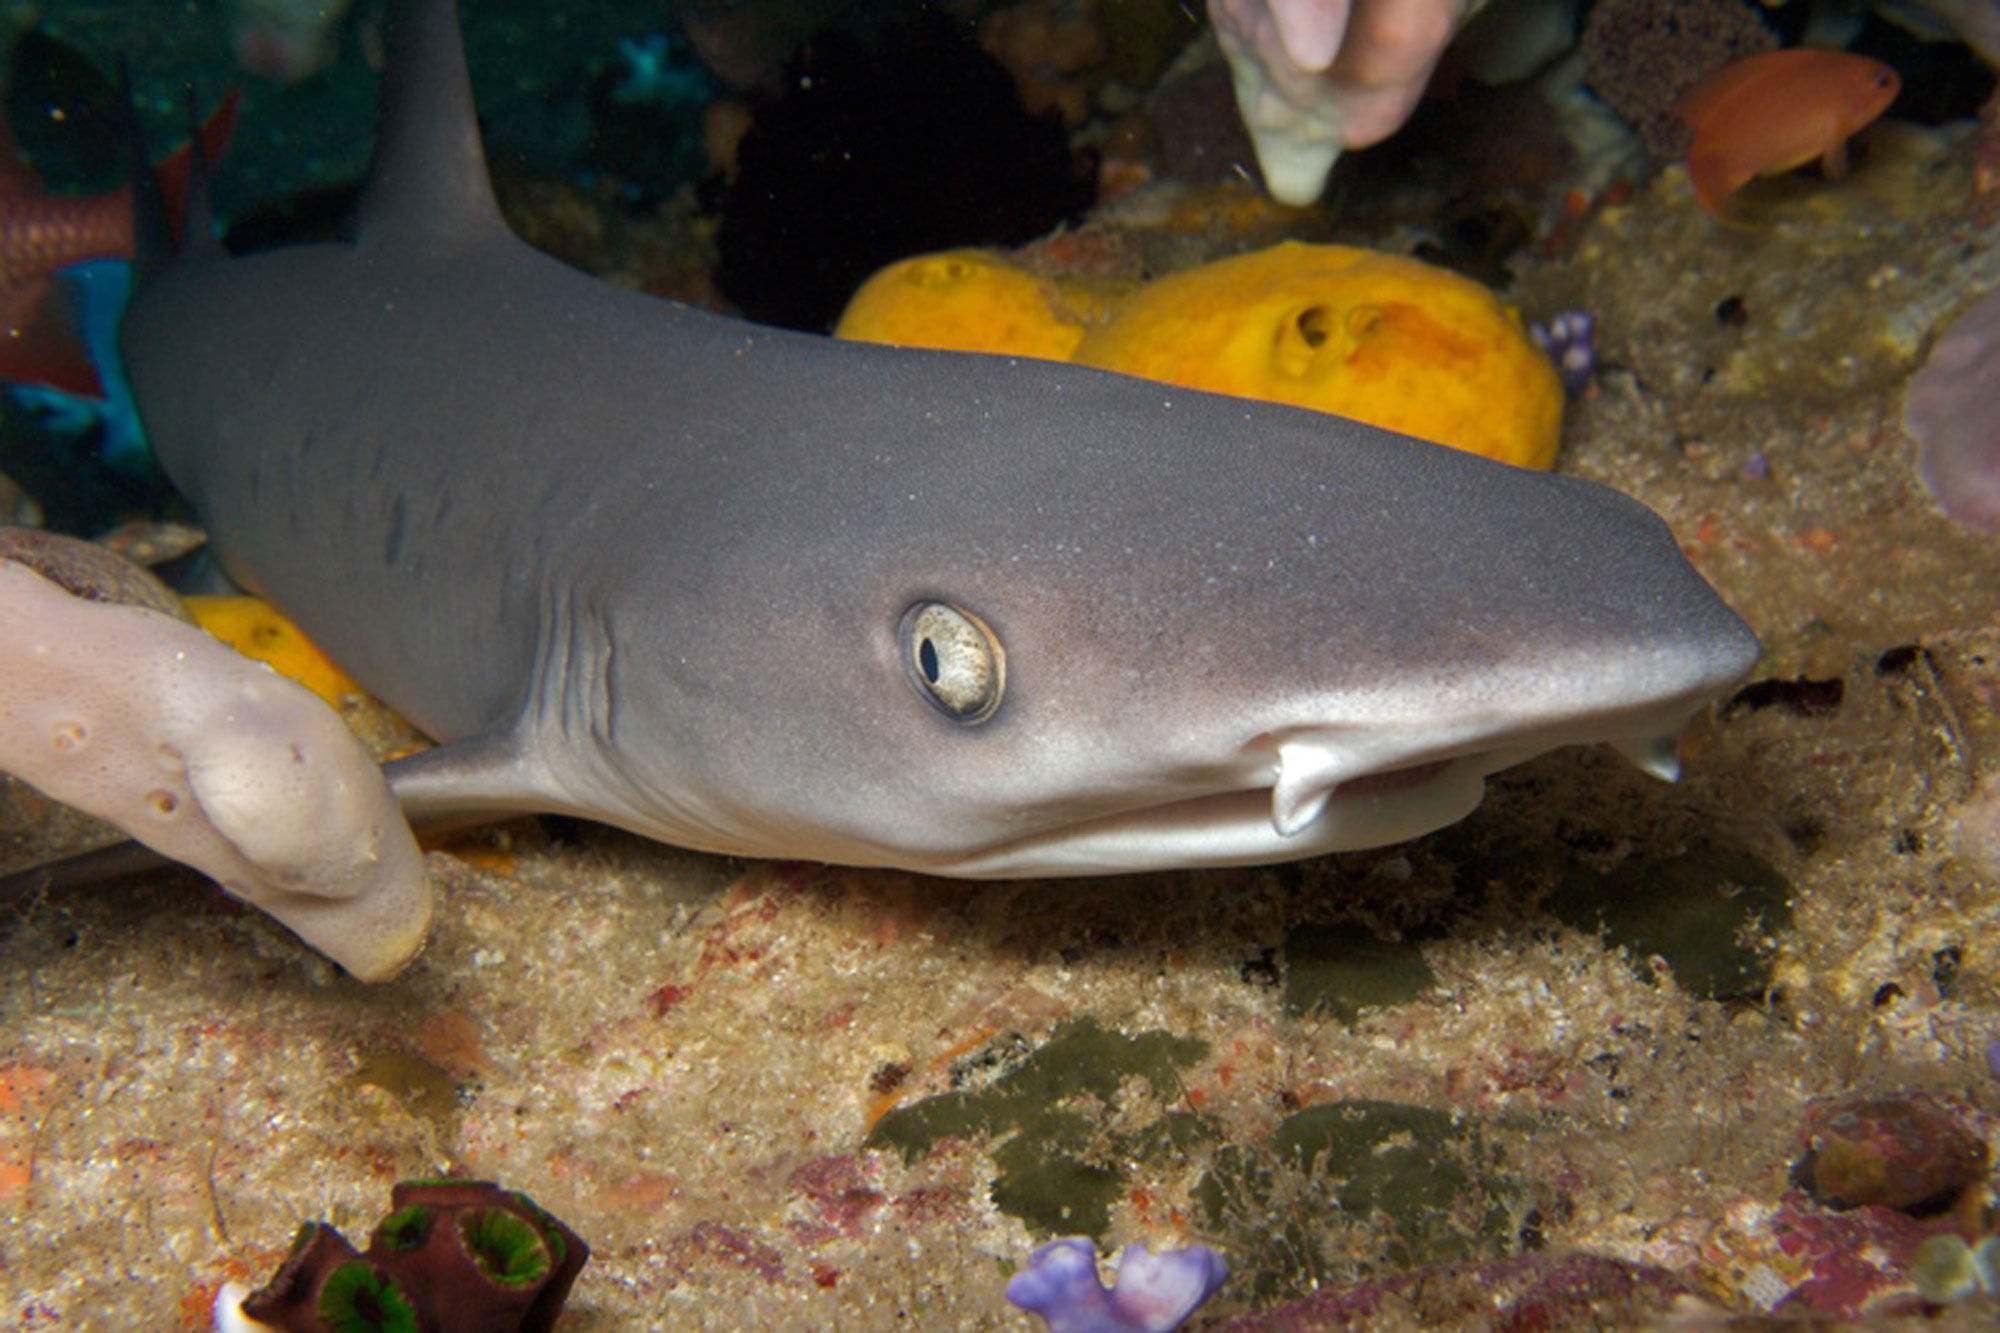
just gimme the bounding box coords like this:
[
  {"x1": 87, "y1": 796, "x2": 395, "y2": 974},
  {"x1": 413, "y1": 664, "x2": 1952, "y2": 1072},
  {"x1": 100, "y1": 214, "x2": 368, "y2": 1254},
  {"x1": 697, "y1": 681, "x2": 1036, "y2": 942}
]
[
  {"x1": 834, "y1": 248, "x2": 1129, "y2": 363},
  {"x1": 1072, "y1": 242, "x2": 1562, "y2": 469},
  {"x1": 185, "y1": 594, "x2": 362, "y2": 707},
  {"x1": 836, "y1": 240, "x2": 1563, "y2": 469}
]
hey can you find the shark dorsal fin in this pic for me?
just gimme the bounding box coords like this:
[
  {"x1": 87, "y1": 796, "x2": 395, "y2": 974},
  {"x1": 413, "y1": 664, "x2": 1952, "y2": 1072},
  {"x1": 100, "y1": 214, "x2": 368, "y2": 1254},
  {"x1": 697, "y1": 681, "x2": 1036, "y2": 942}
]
[{"x1": 355, "y1": 0, "x2": 506, "y2": 249}]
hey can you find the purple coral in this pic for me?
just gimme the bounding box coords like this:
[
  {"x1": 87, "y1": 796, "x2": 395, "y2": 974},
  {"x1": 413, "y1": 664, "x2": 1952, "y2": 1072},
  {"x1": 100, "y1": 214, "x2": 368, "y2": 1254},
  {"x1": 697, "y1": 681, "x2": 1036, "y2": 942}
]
[
  {"x1": 1006, "y1": 1238, "x2": 1228, "y2": 1333},
  {"x1": 1905, "y1": 284, "x2": 2000, "y2": 531},
  {"x1": 1530, "y1": 310, "x2": 1597, "y2": 397}
]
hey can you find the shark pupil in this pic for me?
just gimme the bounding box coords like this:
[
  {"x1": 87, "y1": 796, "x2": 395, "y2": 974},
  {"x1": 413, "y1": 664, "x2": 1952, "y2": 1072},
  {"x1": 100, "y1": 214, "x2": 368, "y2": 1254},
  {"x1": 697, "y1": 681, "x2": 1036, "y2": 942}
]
[{"x1": 919, "y1": 639, "x2": 940, "y2": 683}]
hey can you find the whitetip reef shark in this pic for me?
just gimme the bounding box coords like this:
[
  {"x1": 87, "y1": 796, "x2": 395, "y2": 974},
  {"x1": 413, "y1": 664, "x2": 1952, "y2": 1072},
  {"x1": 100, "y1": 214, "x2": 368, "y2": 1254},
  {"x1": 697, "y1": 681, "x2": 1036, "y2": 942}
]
[{"x1": 110, "y1": 0, "x2": 1759, "y2": 880}]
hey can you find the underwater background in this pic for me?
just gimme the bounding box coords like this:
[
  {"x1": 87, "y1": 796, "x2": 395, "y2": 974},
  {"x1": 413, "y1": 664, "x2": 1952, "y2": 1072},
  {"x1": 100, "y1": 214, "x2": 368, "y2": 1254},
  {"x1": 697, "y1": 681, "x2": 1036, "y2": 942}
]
[{"x1": 6, "y1": 1, "x2": 2000, "y2": 1329}]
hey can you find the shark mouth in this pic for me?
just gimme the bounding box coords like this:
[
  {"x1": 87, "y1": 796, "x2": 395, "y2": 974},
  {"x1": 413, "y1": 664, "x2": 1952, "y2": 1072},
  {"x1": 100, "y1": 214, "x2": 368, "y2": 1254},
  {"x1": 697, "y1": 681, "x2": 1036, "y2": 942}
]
[{"x1": 934, "y1": 725, "x2": 1690, "y2": 880}]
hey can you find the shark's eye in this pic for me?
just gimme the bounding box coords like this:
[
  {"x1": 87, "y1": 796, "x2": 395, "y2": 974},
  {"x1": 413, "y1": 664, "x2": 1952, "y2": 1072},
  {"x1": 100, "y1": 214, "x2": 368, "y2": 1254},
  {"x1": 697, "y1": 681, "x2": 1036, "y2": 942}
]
[{"x1": 900, "y1": 601, "x2": 1004, "y2": 724}]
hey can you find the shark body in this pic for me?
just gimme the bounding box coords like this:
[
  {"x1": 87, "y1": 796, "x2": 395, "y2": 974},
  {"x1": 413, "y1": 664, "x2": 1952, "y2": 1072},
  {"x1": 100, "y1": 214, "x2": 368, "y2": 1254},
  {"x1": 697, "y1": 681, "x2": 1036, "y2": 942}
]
[{"x1": 118, "y1": 0, "x2": 1758, "y2": 879}]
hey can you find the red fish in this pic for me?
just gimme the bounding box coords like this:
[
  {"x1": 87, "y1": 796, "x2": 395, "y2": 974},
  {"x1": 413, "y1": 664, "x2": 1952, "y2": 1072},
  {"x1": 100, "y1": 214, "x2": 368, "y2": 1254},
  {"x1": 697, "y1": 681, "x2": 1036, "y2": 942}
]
[
  {"x1": 1675, "y1": 48, "x2": 1900, "y2": 221},
  {"x1": 0, "y1": 91, "x2": 239, "y2": 396}
]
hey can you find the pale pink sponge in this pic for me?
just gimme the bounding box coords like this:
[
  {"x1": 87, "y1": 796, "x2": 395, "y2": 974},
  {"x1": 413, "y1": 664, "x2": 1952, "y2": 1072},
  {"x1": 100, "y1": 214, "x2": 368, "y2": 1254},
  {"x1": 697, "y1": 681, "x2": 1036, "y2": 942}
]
[
  {"x1": 0, "y1": 559, "x2": 429, "y2": 979},
  {"x1": 1905, "y1": 284, "x2": 2000, "y2": 532},
  {"x1": 1208, "y1": 0, "x2": 1480, "y2": 205}
]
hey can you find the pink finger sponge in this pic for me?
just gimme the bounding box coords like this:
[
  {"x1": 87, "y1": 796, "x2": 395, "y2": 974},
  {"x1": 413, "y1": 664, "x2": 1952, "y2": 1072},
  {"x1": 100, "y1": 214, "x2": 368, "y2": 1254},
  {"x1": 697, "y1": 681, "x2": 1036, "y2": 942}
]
[
  {"x1": 1906, "y1": 284, "x2": 2000, "y2": 532},
  {"x1": 0, "y1": 558, "x2": 429, "y2": 979}
]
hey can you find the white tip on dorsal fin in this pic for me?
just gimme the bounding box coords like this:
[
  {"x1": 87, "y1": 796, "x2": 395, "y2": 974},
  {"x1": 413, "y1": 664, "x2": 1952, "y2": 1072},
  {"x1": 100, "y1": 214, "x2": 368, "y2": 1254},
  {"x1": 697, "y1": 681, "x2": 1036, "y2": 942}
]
[{"x1": 355, "y1": 0, "x2": 505, "y2": 247}]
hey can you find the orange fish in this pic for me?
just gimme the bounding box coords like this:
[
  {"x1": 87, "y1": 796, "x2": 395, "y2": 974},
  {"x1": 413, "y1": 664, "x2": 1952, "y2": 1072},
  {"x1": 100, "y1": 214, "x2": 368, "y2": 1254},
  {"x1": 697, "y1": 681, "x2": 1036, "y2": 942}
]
[
  {"x1": 0, "y1": 90, "x2": 239, "y2": 395},
  {"x1": 1675, "y1": 48, "x2": 1900, "y2": 221}
]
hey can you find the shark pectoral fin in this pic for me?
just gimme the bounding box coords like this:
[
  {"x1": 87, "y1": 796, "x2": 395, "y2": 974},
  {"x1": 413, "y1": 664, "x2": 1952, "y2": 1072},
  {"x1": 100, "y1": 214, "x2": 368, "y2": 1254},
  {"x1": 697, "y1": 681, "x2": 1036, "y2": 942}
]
[
  {"x1": 383, "y1": 732, "x2": 549, "y2": 832},
  {"x1": 0, "y1": 838, "x2": 174, "y2": 900}
]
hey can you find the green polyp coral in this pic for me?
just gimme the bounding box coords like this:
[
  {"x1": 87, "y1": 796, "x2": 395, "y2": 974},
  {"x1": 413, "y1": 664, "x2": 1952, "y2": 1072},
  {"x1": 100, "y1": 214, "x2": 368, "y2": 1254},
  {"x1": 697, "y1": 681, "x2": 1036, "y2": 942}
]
[
  {"x1": 318, "y1": 1262, "x2": 419, "y2": 1333},
  {"x1": 219, "y1": 1179, "x2": 588, "y2": 1333},
  {"x1": 372, "y1": 1206, "x2": 434, "y2": 1254},
  {"x1": 503, "y1": 1192, "x2": 570, "y2": 1271},
  {"x1": 459, "y1": 1207, "x2": 553, "y2": 1286}
]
